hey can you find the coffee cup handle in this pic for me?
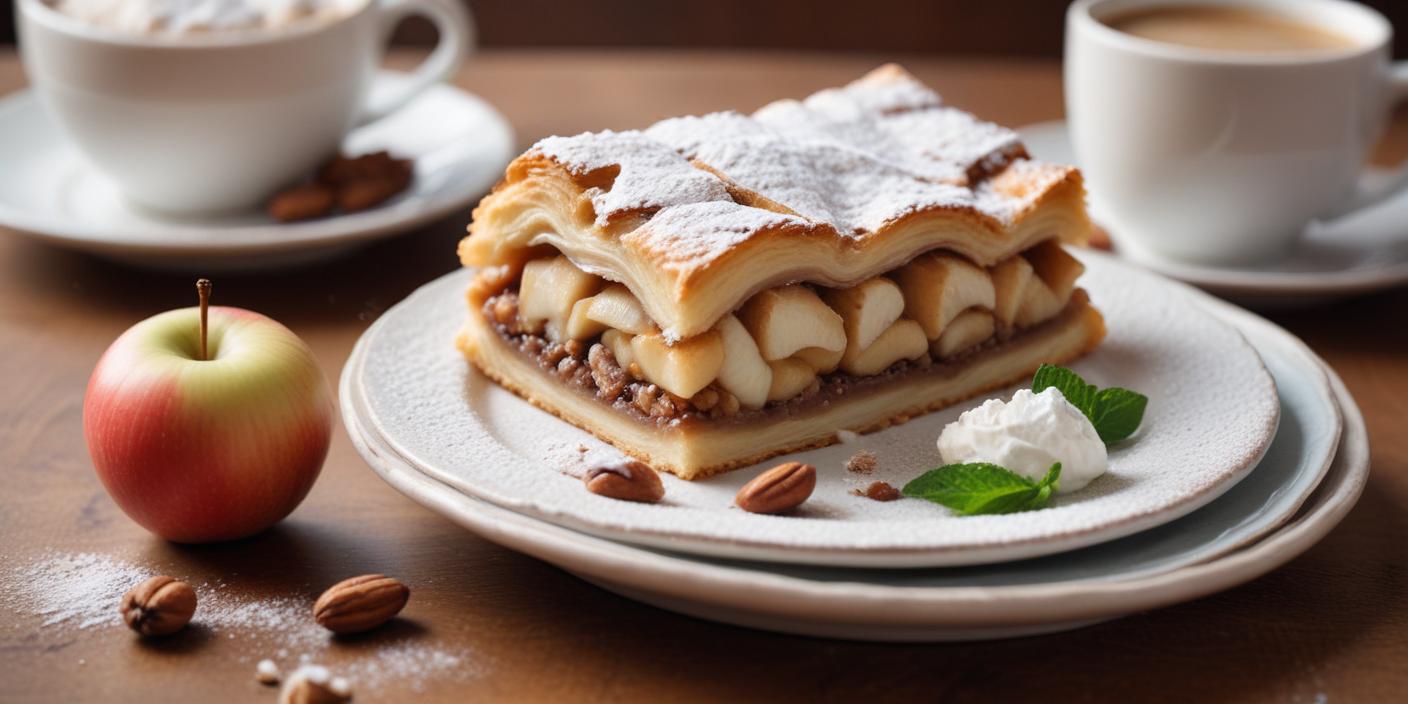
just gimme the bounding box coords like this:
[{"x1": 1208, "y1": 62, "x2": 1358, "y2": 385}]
[
  {"x1": 356, "y1": 0, "x2": 474, "y2": 127},
  {"x1": 1328, "y1": 61, "x2": 1408, "y2": 218}
]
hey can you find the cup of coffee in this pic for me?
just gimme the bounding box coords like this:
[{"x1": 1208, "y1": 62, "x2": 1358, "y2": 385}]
[
  {"x1": 1065, "y1": 0, "x2": 1408, "y2": 266},
  {"x1": 17, "y1": 0, "x2": 473, "y2": 216}
]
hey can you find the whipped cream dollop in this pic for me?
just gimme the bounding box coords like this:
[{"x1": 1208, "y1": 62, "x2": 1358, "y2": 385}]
[
  {"x1": 937, "y1": 387, "x2": 1107, "y2": 494},
  {"x1": 46, "y1": 0, "x2": 359, "y2": 35}
]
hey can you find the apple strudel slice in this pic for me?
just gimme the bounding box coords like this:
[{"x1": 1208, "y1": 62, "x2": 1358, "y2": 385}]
[{"x1": 457, "y1": 64, "x2": 1106, "y2": 480}]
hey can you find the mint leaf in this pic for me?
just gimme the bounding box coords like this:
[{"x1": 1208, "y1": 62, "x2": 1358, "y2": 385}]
[
  {"x1": 1032, "y1": 364, "x2": 1096, "y2": 411},
  {"x1": 1032, "y1": 364, "x2": 1148, "y2": 444},
  {"x1": 1036, "y1": 462, "x2": 1062, "y2": 492},
  {"x1": 902, "y1": 462, "x2": 1061, "y2": 516},
  {"x1": 1090, "y1": 387, "x2": 1148, "y2": 443}
]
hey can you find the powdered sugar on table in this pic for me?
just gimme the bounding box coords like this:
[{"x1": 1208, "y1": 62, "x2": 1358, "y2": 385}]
[{"x1": 1, "y1": 551, "x2": 478, "y2": 695}]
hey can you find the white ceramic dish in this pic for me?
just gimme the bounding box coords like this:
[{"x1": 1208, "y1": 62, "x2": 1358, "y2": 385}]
[
  {"x1": 0, "y1": 71, "x2": 514, "y2": 271},
  {"x1": 342, "y1": 294, "x2": 1364, "y2": 641},
  {"x1": 340, "y1": 305, "x2": 1362, "y2": 642},
  {"x1": 347, "y1": 278, "x2": 1338, "y2": 581},
  {"x1": 1022, "y1": 120, "x2": 1408, "y2": 304},
  {"x1": 346, "y1": 252, "x2": 1283, "y2": 568}
]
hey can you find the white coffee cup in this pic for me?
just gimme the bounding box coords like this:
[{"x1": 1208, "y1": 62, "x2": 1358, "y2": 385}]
[
  {"x1": 17, "y1": 0, "x2": 473, "y2": 216},
  {"x1": 1065, "y1": 0, "x2": 1408, "y2": 266}
]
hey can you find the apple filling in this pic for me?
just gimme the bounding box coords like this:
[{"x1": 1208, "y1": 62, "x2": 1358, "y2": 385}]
[{"x1": 471, "y1": 240, "x2": 1086, "y2": 425}]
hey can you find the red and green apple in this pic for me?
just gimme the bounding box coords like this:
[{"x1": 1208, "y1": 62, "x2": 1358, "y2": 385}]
[{"x1": 84, "y1": 282, "x2": 332, "y2": 542}]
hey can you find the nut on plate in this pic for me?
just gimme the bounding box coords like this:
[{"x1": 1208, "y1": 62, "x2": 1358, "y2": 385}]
[
  {"x1": 583, "y1": 460, "x2": 665, "y2": 503},
  {"x1": 735, "y1": 461, "x2": 816, "y2": 514},
  {"x1": 313, "y1": 574, "x2": 409, "y2": 634},
  {"x1": 119, "y1": 575, "x2": 197, "y2": 636}
]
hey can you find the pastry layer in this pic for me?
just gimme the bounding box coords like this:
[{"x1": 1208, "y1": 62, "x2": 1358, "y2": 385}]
[
  {"x1": 459, "y1": 291, "x2": 1106, "y2": 480},
  {"x1": 460, "y1": 64, "x2": 1091, "y2": 340}
]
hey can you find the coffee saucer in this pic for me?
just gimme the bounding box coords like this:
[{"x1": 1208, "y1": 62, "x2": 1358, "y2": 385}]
[
  {"x1": 0, "y1": 70, "x2": 515, "y2": 272},
  {"x1": 1021, "y1": 120, "x2": 1408, "y2": 305}
]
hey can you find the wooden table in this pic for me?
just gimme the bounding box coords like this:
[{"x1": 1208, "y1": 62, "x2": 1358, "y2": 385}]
[{"x1": 2, "y1": 49, "x2": 1406, "y2": 702}]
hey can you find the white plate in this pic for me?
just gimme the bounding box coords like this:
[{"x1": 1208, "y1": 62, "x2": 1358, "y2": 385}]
[
  {"x1": 340, "y1": 305, "x2": 1362, "y2": 642},
  {"x1": 346, "y1": 252, "x2": 1283, "y2": 567},
  {"x1": 1021, "y1": 120, "x2": 1408, "y2": 305},
  {"x1": 0, "y1": 71, "x2": 515, "y2": 271},
  {"x1": 347, "y1": 279, "x2": 1337, "y2": 581},
  {"x1": 342, "y1": 295, "x2": 1363, "y2": 641}
]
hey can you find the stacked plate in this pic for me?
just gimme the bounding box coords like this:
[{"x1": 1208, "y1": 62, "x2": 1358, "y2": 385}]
[{"x1": 340, "y1": 251, "x2": 1367, "y2": 641}]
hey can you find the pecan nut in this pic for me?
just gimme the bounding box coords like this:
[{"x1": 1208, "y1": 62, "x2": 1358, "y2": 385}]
[
  {"x1": 584, "y1": 460, "x2": 665, "y2": 503},
  {"x1": 267, "y1": 183, "x2": 335, "y2": 222},
  {"x1": 120, "y1": 575, "x2": 197, "y2": 636},
  {"x1": 735, "y1": 461, "x2": 816, "y2": 514},
  {"x1": 313, "y1": 574, "x2": 409, "y2": 634}
]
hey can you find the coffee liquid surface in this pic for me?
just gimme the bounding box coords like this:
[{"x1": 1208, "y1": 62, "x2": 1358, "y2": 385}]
[{"x1": 1106, "y1": 6, "x2": 1357, "y2": 53}]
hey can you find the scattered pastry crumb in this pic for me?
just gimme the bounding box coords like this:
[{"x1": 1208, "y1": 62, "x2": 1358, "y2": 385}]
[
  {"x1": 256, "y1": 658, "x2": 282, "y2": 685},
  {"x1": 846, "y1": 450, "x2": 877, "y2": 474},
  {"x1": 854, "y1": 481, "x2": 902, "y2": 502},
  {"x1": 836, "y1": 429, "x2": 860, "y2": 444},
  {"x1": 546, "y1": 439, "x2": 631, "y2": 479},
  {"x1": 281, "y1": 664, "x2": 352, "y2": 704}
]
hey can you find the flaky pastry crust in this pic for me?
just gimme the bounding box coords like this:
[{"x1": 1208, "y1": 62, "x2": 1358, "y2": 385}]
[{"x1": 460, "y1": 64, "x2": 1091, "y2": 340}]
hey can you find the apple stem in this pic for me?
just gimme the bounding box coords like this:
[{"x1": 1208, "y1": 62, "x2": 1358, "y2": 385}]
[{"x1": 196, "y1": 278, "x2": 212, "y2": 362}]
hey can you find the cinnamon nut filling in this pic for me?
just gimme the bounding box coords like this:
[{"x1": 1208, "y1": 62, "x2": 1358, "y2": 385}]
[{"x1": 481, "y1": 289, "x2": 1088, "y2": 429}]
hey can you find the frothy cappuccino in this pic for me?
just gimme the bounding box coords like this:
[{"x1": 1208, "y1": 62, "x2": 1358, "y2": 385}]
[{"x1": 44, "y1": 0, "x2": 364, "y2": 36}]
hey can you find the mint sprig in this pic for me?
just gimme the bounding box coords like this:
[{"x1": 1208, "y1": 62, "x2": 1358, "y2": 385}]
[
  {"x1": 1032, "y1": 364, "x2": 1147, "y2": 444},
  {"x1": 902, "y1": 462, "x2": 1061, "y2": 515}
]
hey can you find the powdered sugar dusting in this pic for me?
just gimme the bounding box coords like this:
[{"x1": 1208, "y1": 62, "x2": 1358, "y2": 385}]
[
  {"x1": 527, "y1": 65, "x2": 1050, "y2": 253},
  {"x1": 5, "y1": 552, "x2": 147, "y2": 630},
  {"x1": 622, "y1": 201, "x2": 815, "y2": 274},
  {"x1": 339, "y1": 641, "x2": 469, "y2": 692},
  {"x1": 2, "y1": 551, "x2": 477, "y2": 694},
  {"x1": 533, "y1": 130, "x2": 731, "y2": 228},
  {"x1": 972, "y1": 160, "x2": 1076, "y2": 226},
  {"x1": 802, "y1": 64, "x2": 945, "y2": 116},
  {"x1": 647, "y1": 113, "x2": 980, "y2": 235},
  {"x1": 756, "y1": 65, "x2": 1025, "y2": 186},
  {"x1": 544, "y1": 437, "x2": 630, "y2": 479}
]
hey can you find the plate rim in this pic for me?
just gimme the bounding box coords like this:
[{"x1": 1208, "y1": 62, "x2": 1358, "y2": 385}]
[
  {"x1": 344, "y1": 253, "x2": 1293, "y2": 567},
  {"x1": 0, "y1": 75, "x2": 516, "y2": 256},
  {"x1": 339, "y1": 348, "x2": 1365, "y2": 633}
]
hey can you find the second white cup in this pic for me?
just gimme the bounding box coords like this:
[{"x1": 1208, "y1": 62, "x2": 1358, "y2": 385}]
[{"x1": 1065, "y1": 0, "x2": 1408, "y2": 266}]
